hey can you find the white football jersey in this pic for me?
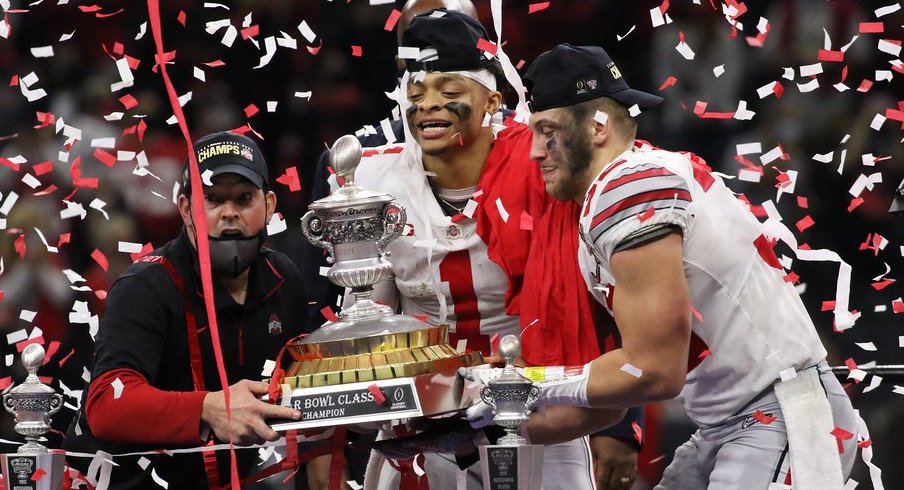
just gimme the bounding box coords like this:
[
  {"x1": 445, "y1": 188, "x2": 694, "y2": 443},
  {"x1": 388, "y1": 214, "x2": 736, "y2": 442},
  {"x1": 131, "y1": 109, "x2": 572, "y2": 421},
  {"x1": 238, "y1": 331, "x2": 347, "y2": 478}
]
[
  {"x1": 332, "y1": 144, "x2": 518, "y2": 355},
  {"x1": 577, "y1": 143, "x2": 826, "y2": 426}
]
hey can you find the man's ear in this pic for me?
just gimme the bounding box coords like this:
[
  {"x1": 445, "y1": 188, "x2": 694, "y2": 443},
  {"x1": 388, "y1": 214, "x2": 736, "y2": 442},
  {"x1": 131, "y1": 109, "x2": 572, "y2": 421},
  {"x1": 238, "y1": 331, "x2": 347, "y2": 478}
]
[
  {"x1": 265, "y1": 190, "x2": 277, "y2": 223},
  {"x1": 590, "y1": 111, "x2": 611, "y2": 146},
  {"x1": 485, "y1": 90, "x2": 503, "y2": 117},
  {"x1": 178, "y1": 194, "x2": 193, "y2": 227}
]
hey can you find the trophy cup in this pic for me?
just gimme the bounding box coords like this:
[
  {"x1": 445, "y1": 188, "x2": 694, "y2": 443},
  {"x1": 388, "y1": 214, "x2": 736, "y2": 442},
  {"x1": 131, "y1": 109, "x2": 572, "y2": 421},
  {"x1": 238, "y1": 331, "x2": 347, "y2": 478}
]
[
  {"x1": 269, "y1": 135, "x2": 483, "y2": 430},
  {"x1": 1, "y1": 344, "x2": 65, "y2": 490},
  {"x1": 478, "y1": 335, "x2": 543, "y2": 490}
]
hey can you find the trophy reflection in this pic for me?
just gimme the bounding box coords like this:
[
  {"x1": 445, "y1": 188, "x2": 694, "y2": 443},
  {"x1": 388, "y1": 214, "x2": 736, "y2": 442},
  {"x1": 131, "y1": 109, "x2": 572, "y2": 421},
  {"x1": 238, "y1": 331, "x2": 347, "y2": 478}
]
[
  {"x1": 1, "y1": 344, "x2": 65, "y2": 490},
  {"x1": 478, "y1": 335, "x2": 543, "y2": 490}
]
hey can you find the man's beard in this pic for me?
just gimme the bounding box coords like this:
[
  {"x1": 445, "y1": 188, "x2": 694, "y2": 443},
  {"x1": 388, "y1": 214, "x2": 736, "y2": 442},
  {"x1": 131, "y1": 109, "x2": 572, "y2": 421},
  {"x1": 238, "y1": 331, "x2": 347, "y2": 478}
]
[{"x1": 548, "y1": 124, "x2": 593, "y2": 201}]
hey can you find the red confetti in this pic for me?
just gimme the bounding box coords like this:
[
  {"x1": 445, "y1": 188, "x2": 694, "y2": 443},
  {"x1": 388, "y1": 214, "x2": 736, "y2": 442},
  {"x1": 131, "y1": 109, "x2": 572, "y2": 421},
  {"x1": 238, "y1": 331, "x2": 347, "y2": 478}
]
[
  {"x1": 244, "y1": 104, "x2": 259, "y2": 118},
  {"x1": 31, "y1": 468, "x2": 46, "y2": 482},
  {"x1": 306, "y1": 40, "x2": 323, "y2": 56},
  {"x1": 519, "y1": 211, "x2": 533, "y2": 231},
  {"x1": 124, "y1": 54, "x2": 141, "y2": 70},
  {"x1": 320, "y1": 306, "x2": 338, "y2": 322},
  {"x1": 177, "y1": 10, "x2": 186, "y2": 26},
  {"x1": 203, "y1": 59, "x2": 226, "y2": 67},
  {"x1": 240, "y1": 25, "x2": 259, "y2": 40},
  {"x1": 14, "y1": 234, "x2": 26, "y2": 258},
  {"x1": 817, "y1": 50, "x2": 844, "y2": 62},
  {"x1": 34, "y1": 111, "x2": 55, "y2": 128},
  {"x1": 689, "y1": 302, "x2": 704, "y2": 322},
  {"x1": 93, "y1": 148, "x2": 117, "y2": 167},
  {"x1": 16, "y1": 337, "x2": 44, "y2": 353},
  {"x1": 384, "y1": 9, "x2": 401, "y2": 31},
  {"x1": 528, "y1": 2, "x2": 550, "y2": 13},
  {"x1": 9, "y1": 74, "x2": 18, "y2": 86},
  {"x1": 773, "y1": 82, "x2": 785, "y2": 98},
  {"x1": 859, "y1": 22, "x2": 883, "y2": 33},
  {"x1": 857, "y1": 79, "x2": 873, "y2": 92},
  {"x1": 275, "y1": 166, "x2": 302, "y2": 192},
  {"x1": 871, "y1": 279, "x2": 895, "y2": 290},
  {"x1": 0, "y1": 157, "x2": 21, "y2": 172},
  {"x1": 351, "y1": 45, "x2": 362, "y2": 57},
  {"x1": 752, "y1": 410, "x2": 776, "y2": 425},
  {"x1": 490, "y1": 333, "x2": 500, "y2": 354},
  {"x1": 637, "y1": 205, "x2": 656, "y2": 222},
  {"x1": 58, "y1": 348, "x2": 75, "y2": 367},
  {"x1": 128, "y1": 242, "x2": 154, "y2": 262},
  {"x1": 847, "y1": 197, "x2": 864, "y2": 212},
  {"x1": 119, "y1": 94, "x2": 138, "y2": 109},
  {"x1": 698, "y1": 349, "x2": 712, "y2": 360},
  {"x1": 91, "y1": 249, "x2": 109, "y2": 272},
  {"x1": 753, "y1": 234, "x2": 782, "y2": 270},
  {"x1": 821, "y1": 300, "x2": 836, "y2": 311},
  {"x1": 476, "y1": 38, "x2": 498, "y2": 56},
  {"x1": 33, "y1": 160, "x2": 53, "y2": 176},
  {"x1": 43, "y1": 341, "x2": 60, "y2": 365},
  {"x1": 844, "y1": 358, "x2": 858, "y2": 371},
  {"x1": 783, "y1": 271, "x2": 799, "y2": 284},
  {"x1": 693, "y1": 100, "x2": 735, "y2": 119},
  {"x1": 111, "y1": 42, "x2": 124, "y2": 56},
  {"x1": 658, "y1": 76, "x2": 678, "y2": 90},
  {"x1": 796, "y1": 196, "x2": 808, "y2": 208},
  {"x1": 368, "y1": 384, "x2": 386, "y2": 405},
  {"x1": 77, "y1": 5, "x2": 103, "y2": 12},
  {"x1": 893, "y1": 299, "x2": 904, "y2": 313},
  {"x1": 0, "y1": 377, "x2": 10, "y2": 390},
  {"x1": 412, "y1": 314, "x2": 429, "y2": 322},
  {"x1": 795, "y1": 215, "x2": 815, "y2": 232},
  {"x1": 631, "y1": 420, "x2": 643, "y2": 445},
  {"x1": 858, "y1": 439, "x2": 873, "y2": 449},
  {"x1": 57, "y1": 233, "x2": 71, "y2": 247}
]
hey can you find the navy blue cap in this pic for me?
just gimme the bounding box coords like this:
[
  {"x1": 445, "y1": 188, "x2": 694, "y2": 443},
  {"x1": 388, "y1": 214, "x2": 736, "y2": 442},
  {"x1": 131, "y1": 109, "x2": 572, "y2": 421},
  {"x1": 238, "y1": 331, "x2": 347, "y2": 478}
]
[
  {"x1": 401, "y1": 8, "x2": 498, "y2": 73},
  {"x1": 183, "y1": 132, "x2": 268, "y2": 191}
]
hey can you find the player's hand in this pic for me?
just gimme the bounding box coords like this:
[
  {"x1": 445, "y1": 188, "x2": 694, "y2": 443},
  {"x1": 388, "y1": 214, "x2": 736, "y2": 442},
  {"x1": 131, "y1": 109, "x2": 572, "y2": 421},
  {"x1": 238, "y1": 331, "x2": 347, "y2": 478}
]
[
  {"x1": 464, "y1": 400, "x2": 495, "y2": 429},
  {"x1": 590, "y1": 435, "x2": 637, "y2": 490},
  {"x1": 201, "y1": 380, "x2": 301, "y2": 445}
]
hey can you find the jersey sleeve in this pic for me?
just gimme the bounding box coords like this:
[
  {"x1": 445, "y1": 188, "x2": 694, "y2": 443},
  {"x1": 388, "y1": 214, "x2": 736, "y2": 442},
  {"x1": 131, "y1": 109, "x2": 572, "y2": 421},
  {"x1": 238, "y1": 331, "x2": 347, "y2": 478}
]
[{"x1": 587, "y1": 161, "x2": 692, "y2": 262}]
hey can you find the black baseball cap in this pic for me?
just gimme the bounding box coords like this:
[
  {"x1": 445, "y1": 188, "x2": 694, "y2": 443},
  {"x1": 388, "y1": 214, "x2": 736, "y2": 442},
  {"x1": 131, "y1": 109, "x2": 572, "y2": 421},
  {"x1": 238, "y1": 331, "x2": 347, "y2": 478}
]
[
  {"x1": 183, "y1": 132, "x2": 268, "y2": 192},
  {"x1": 524, "y1": 44, "x2": 663, "y2": 112},
  {"x1": 401, "y1": 8, "x2": 498, "y2": 73}
]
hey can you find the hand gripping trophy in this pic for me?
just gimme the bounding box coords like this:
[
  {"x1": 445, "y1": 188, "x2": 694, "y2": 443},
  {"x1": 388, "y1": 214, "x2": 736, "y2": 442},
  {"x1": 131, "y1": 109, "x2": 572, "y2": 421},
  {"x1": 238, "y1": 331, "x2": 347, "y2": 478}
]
[
  {"x1": 268, "y1": 135, "x2": 483, "y2": 431},
  {"x1": 1, "y1": 344, "x2": 65, "y2": 490},
  {"x1": 478, "y1": 335, "x2": 543, "y2": 490}
]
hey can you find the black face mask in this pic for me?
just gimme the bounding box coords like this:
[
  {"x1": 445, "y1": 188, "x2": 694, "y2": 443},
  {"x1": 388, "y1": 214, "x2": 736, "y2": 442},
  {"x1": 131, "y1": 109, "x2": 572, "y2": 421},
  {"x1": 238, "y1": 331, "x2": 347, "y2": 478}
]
[{"x1": 207, "y1": 230, "x2": 266, "y2": 278}]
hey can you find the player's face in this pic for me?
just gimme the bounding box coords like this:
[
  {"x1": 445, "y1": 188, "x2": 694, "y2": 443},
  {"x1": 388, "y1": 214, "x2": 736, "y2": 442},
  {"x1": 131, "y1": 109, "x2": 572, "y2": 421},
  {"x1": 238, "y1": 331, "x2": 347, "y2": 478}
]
[
  {"x1": 529, "y1": 108, "x2": 594, "y2": 201},
  {"x1": 406, "y1": 72, "x2": 499, "y2": 157},
  {"x1": 180, "y1": 173, "x2": 275, "y2": 239}
]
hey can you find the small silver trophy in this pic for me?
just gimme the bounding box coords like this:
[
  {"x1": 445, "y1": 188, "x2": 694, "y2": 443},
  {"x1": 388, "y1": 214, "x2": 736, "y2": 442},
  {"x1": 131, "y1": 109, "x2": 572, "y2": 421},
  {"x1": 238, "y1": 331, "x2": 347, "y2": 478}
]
[
  {"x1": 1, "y1": 344, "x2": 65, "y2": 490},
  {"x1": 478, "y1": 335, "x2": 544, "y2": 490}
]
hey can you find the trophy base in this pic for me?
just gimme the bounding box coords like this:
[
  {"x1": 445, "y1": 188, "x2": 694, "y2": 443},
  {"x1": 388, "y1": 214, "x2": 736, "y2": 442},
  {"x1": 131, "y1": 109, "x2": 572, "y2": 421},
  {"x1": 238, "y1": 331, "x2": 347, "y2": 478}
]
[
  {"x1": 269, "y1": 367, "x2": 483, "y2": 431},
  {"x1": 479, "y1": 444, "x2": 543, "y2": 490},
  {"x1": 1, "y1": 450, "x2": 65, "y2": 490}
]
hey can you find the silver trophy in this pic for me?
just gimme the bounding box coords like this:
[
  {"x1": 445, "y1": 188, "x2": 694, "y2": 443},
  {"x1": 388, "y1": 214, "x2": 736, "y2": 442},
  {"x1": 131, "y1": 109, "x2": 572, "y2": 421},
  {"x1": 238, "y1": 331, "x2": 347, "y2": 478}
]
[
  {"x1": 478, "y1": 335, "x2": 544, "y2": 490},
  {"x1": 1, "y1": 344, "x2": 65, "y2": 490},
  {"x1": 269, "y1": 135, "x2": 482, "y2": 431}
]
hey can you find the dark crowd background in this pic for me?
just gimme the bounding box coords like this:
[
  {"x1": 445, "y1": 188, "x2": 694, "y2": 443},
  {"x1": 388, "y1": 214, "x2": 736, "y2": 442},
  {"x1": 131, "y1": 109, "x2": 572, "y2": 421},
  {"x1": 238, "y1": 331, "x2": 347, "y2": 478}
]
[{"x1": 0, "y1": 1, "x2": 902, "y2": 488}]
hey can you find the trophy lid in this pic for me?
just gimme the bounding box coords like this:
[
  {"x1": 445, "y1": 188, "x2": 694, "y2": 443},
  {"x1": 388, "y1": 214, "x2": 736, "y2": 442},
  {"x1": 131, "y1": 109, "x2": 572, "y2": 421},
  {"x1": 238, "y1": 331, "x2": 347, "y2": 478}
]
[
  {"x1": 488, "y1": 335, "x2": 532, "y2": 388},
  {"x1": 9, "y1": 344, "x2": 55, "y2": 396},
  {"x1": 309, "y1": 135, "x2": 396, "y2": 210}
]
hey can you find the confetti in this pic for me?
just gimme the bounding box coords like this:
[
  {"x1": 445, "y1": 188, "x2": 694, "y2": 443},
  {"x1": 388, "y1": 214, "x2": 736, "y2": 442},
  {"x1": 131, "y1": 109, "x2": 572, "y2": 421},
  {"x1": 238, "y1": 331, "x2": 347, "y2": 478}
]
[
  {"x1": 528, "y1": 2, "x2": 550, "y2": 14},
  {"x1": 620, "y1": 363, "x2": 643, "y2": 378}
]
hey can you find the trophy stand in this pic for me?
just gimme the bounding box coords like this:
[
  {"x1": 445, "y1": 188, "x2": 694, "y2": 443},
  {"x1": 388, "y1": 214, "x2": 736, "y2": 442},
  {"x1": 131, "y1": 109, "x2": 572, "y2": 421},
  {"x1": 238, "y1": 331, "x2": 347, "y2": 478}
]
[
  {"x1": 1, "y1": 344, "x2": 65, "y2": 490},
  {"x1": 478, "y1": 335, "x2": 543, "y2": 490},
  {"x1": 268, "y1": 135, "x2": 483, "y2": 431}
]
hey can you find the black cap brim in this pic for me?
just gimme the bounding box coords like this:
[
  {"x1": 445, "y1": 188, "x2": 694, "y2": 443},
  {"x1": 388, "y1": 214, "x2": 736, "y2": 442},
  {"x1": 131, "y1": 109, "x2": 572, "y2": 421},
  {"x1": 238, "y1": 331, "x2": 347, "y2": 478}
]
[
  {"x1": 608, "y1": 88, "x2": 664, "y2": 110},
  {"x1": 209, "y1": 162, "x2": 265, "y2": 189}
]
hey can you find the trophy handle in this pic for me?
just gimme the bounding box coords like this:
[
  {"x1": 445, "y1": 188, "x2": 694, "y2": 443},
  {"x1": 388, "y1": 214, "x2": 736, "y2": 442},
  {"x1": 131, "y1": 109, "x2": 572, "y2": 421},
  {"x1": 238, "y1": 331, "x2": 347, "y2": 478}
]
[
  {"x1": 2, "y1": 394, "x2": 14, "y2": 416},
  {"x1": 376, "y1": 203, "x2": 406, "y2": 258},
  {"x1": 47, "y1": 393, "x2": 62, "y2": 417},
  {"x1": 480, "y1": 386, "x2": 497, "y2": 410},
  {"x1": 301, "y1": 210, "x2": 335, "y2": 264},
  {"x1": 525, "y1": 385, "x2": 540, "y2": 412}
]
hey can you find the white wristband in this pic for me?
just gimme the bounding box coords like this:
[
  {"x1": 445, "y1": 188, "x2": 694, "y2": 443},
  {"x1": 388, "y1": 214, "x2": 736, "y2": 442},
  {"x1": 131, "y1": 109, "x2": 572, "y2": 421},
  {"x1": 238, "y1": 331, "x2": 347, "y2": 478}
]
[{"x1": 536, "y1": 362, "x2": 592, "y2": 408}]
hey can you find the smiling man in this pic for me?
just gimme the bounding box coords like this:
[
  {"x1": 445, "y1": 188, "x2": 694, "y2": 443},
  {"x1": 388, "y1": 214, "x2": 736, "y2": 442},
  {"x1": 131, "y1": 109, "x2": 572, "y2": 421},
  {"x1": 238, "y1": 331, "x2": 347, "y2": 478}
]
[
  {"x1": 518, "y1": 43, "x2": 858, "y2": 489},
  {"x1": 64, "y1": 132, "x2": 310, "y2": 489}
]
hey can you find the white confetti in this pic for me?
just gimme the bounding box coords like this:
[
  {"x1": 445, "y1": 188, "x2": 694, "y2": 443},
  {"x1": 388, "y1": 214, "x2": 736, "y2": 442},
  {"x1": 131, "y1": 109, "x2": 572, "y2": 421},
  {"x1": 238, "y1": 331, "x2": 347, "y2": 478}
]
[
  {"x1": 60, "y1": 200, "x2": 86, "y2": 220},
  {"x1": 294, "y1": 91, "x2": 312, "y2": 100},
  {"x1": 380, "y1": 118, "x2": 396, "y2": 144},
  {"x1": 150, "y1": 468, "x2": 169, "y2": 488},
  {"x1": 30, "y1": 45, "x2": 54, "y2": 58},
  {"x1": 135, "y1": 22, "x2": 147, "y2": 40},
  {"x1": 869, "y1": 113, "x2": 886, "y2": 130},
  {"x1": 874, "y1": 3, "x2": 901, "y2": 18},
  {"x1": 875, "y1": 70, "x2": 893, "y2": 82},
  {"x1": 593, "y1": 111, "x2": 609, "y2": 125},
  {"x1": 736, "y1": 142, "x2": 762, "y2": 155},
  {"x1": 756, "y1": 81, "x2": 778, "y2": 99},
  {"x1": 617, "y1": 25, "x2": 636, "y2": 41},
  {"x1": 6, "y1": 329, "x2": 27, "y2": 344},
  {"x1": 863, "y1": 375, "x2": 882, "y2": 394},
  {"x1": 799, "y1": 63, "x2": 823, "y2": 77},
  {"x1": 620, "y1": 363, "x2": 643, "y2": 378},
  {"x1": 193, "y1": 66, "x2": 205, "y2": 81},
  {"x1": 675, "y1": 39, "x2": 695, "y2": 60},
  {"x1": 713, "y1": 64, "x2": 725, "y2": 77},
  {"x1": 462, "y1": 199, "x2": 478, "y2": 219},
  {"x1": 254, "y1": 36, "x2": 277, "y2": 69},
  {"x1": 297, "y1": 20, "x2": 316, "y2": 43},
  {"x1": 19, "y1": 310, "x2": 37, "y2": 322},
  {"x1": 759, "y1": 146, "x2": 784, "y2": 165},
  {"x1": 111, "y1": 378, "x2": 124, "y2": 399},
  {"x1": 261, "y1": 359, "x2": 276, "y2": 377},
  {"x1": 276, "y1": 31, "x2": 297, "y2": 49},
  {"x1": 0, "y1": 191, "x2": 19, "y2": 215},
  {"x1": 397, "y1": 46, "x2": 420, "y2": 60},
  {"x1": 628, "y1": 104, "x2": 641, "y2": 117},
  {"x1": 90, "y1": 137, "x2": 116, "y2": 148},
  {"x1": 781, "y1": 67, "x2": 795, "y2": 80},
  {"x1": 796, "y1": 78, "x2": 819, "y2": 93},
  {"x1": 266, "y1": 212, "x2": 287, "y2": 236},
  {"x1": 878, "y1": 39, "x2": 902, "y2": 56},
  {"x1": 855, "y1": 342, "x2": 877, "y2": 352},
  {"x1": 778, "y1": 367, "x2": 797, "y2": 382},
  {"x1": 813, "y1": 152, "x2": 834, "y2": 163},
  {"x1": 495, "y1": 198, "x2": 509, "y2": 222},
  {"x1": 117, "y1": 241, "x2": 143, "y2": 254}
]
